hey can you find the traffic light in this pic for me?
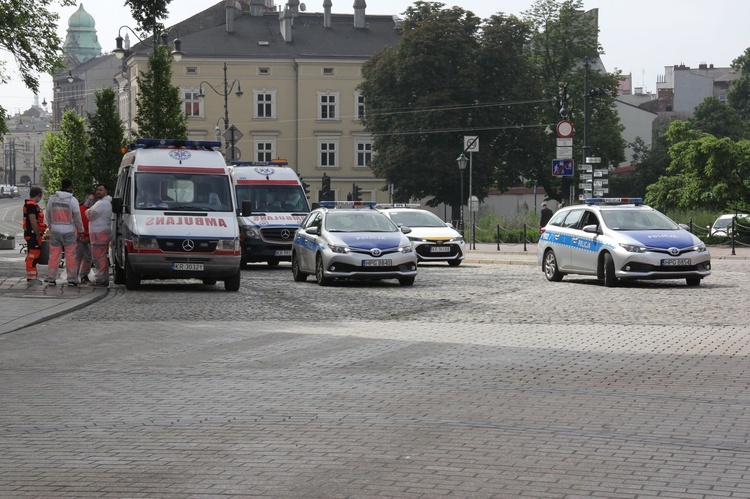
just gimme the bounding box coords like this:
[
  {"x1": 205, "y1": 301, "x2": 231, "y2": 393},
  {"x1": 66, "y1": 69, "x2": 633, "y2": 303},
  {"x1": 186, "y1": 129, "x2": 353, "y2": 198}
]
[
  {"x1": 346, "y1": 193, "x2": 352, "y2": 201},
  {"x1": 301, "y1": 177, "x2": 310, "y2": 198},
  {"x1": 352, "y1": 183, "x2": 362, "y2": 201},
  {"x1": 321, "y1": 173, "x2": 332, "y2": 201}
]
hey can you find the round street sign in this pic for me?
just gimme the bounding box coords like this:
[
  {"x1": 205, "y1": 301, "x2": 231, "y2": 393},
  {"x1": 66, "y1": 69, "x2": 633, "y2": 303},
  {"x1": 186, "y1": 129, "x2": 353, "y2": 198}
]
[
  {"x1": 556, "y1": 120, "x2": 574, "y2": 138},
  {"x1": 226, "y1": 147, "x2": 241, "y2": 161}
]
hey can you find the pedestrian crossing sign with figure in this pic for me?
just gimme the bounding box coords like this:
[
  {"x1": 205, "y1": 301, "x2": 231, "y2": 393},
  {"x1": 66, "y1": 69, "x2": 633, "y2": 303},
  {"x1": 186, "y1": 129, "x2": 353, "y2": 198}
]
[{"x1": 552, "y1": 159, "x2": 574, "y2": 177}]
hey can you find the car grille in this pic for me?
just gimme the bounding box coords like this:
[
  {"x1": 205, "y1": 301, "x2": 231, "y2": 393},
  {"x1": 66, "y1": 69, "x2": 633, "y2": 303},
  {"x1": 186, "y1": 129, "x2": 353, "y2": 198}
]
[
  {"x1": 261, "y1": 227, "x2": 296, "y2": 243},
  {"x1": 157, "y1": 239, "x2": 218, "y2": 252},
  {"x1": 332, "y1": 262, "x2": 412, "y2": 273},
  {"x1": 624, "y1": 262, "x2": 710, "y2": 273}
]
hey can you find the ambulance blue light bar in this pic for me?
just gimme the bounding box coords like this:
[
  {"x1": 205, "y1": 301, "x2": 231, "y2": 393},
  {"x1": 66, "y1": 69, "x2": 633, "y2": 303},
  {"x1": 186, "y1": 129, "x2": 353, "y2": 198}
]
[
  {"x1": 584, "y1": 197, "x2": 643, "y2": 205},
  {"x1": 320, "y1": 201, "x2": 377, "y2": 208},
  {"x1": 232, "y1": 160, "x2": 289, "y2": 167},
  {"x1": 130, "y1": 138, "x2": 222, "y2": 150}
]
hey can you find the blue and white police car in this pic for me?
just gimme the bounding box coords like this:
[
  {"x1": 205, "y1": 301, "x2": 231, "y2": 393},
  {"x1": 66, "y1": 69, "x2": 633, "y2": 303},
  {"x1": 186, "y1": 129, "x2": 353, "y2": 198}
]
[
  {"x1": 291, "y1": 201, "x2": 418, "y2": 286},
  {"x1": 537, "y1": 198, "x2": 711, "y2": 287}
]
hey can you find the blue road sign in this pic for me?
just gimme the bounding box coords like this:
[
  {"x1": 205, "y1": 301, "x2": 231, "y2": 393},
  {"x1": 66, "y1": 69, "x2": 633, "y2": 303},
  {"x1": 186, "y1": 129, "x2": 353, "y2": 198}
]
[{"x1": 552, "y1": 159, "x2": 574, "y2": 177}]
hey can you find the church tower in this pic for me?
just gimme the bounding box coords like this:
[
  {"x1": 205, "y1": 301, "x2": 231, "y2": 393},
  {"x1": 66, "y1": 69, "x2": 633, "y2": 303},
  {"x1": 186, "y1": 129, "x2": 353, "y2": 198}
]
[{"x1": 63, "y1": 3, "x2": 102, "y2": 65}]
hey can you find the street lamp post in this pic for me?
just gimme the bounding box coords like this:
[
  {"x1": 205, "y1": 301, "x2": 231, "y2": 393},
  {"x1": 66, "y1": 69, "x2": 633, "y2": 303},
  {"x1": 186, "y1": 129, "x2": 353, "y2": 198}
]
[
  {"x1": 198, "y1": 62, "x2": 243, "y2": 160},
  {"x1": 456, "y1": 153, "x2": 468, "y2": 236}
]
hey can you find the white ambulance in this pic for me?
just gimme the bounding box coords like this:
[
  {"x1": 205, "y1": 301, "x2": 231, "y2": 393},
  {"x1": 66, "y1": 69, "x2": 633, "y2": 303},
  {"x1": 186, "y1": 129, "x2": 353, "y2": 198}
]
[
  {"x1": 111, "y1": 139, "x2": 242, "y2": 291},
  {"x1": 231, "y1": 160, "x2": 310, "y2": 266}
]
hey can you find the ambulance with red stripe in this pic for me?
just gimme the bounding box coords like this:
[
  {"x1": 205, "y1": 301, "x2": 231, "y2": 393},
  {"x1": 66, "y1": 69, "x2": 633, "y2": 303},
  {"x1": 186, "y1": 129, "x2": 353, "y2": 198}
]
[
  {"x1": 231, "y1": 160, "x2": 310, "y2": 266},
  {"x1": 111, "y1": 139, "x2": 242, "y2": 291}
]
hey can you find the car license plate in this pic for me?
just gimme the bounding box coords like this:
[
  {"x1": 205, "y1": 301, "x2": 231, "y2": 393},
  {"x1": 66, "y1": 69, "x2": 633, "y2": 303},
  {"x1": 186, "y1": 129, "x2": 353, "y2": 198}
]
[
  {"x1": 661, "y1": 258, "x2": 691, "y2": 266},
  {"x1": 172, "y1": 263, "x2": 204, "y2": 271},
  {"x1": 363, "y1": 259, "x2": 392, "y2": 267},
  {"x1": 274, "y1": 250, "x2": 292, "y2": 257},
  {"x1": 430, "y1": 246, "x2": 451, "y2": 253}
]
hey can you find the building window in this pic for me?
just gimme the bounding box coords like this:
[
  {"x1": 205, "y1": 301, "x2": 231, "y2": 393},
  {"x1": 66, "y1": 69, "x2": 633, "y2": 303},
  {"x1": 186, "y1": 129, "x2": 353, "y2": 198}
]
[
  {"x1": 182, "y1": 88, "x2": 203, "y2": 117},
  {"x1": 318, "y1": 139, "x2": 338, "y2": 167},
  {"x1": 259, "y1": 67, "x2": 271, "y2": 75},
  {"x1": 186, "y1": 67, "x2": 198, "y2": 75},
  {"x1": 254, "y1": 89, "x2": 276, "y2": 119},
  {"x1": 355, "y1": 140, "x2": 372, "y2": 168},
  {"x1": 355, "y1": 93, "x2": 366, "y2": 121},
  {"x1": 323, "y1": 68, "x2": 334, "y2": 75},
  {"x1": 255, "y1": 139, "x2": 275, "y2": 162},
  {"x1": 318, "y1": 92, "x2": 339, "y2": 120}
]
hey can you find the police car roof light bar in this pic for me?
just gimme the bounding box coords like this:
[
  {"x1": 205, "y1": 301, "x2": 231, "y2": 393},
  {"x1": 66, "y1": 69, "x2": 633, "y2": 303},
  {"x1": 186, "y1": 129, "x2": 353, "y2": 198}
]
[
  {"x1": 584, "y1": 197, "x2": 643, "y2": 205},
  {"x1": 320, "y1": 201, "x2": 377, "y2": 208},
  {"x1": 130, "y1": 138, "x2": 222, "y2": 151}
]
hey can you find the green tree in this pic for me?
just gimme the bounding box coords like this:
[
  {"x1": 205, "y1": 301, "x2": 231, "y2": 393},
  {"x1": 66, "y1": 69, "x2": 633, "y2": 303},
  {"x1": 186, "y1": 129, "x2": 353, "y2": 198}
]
[
  {"x1": 0, "y1": 0, "x2": 75, "y2": 136},
  {"x1": 133, "y1": 45, "x2": 188, "y2": 140},
  {"x1": 688, "y1": 96, "x2": 748, "y2": 141},
  {"x1": 609, "y1": 135, "x2": 669, "y2": 197},
  {"x1": 360, "y1": 1, "x2": 481, "y2": 209},
  {"x1": 645, "y1": 120, "x2": 750, "y2": 212},
  {"x1": 39, "y1": 110, "x2": 89, "y2": 200},
  {"x1": 87, "y1": 88, "x2": 125, "y2": 191},
  {"x1": 727, "y1": 48, "x2": 750, "y2": 122},
  {"x1": 124, "y1": 0, "x2": 171, "y2": 39}
]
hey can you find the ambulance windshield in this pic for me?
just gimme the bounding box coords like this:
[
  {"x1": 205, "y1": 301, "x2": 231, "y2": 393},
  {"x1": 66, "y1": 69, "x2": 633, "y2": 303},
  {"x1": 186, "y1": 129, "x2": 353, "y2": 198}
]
[
  {"x1": 235, "y1": 185, "x2": 310, "y2": 214},
  {"x1": 135, "y1": 173, "x2": 233, "y2": 211}
]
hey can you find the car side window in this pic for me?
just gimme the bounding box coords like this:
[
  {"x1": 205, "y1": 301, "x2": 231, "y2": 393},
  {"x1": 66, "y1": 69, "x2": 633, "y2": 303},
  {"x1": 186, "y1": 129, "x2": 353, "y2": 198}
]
[
  {"x1": 580, "y1": 210, "x2": 600, "y2": 229},
  {"x1": 302, "y1": 212, "x2": 320, "y2": 230},
  {"x1": 547, "y1": 211, "x2": 567, "y2": 227},
  {"x1": 562, "y1": 209, "x2": 584, "y2": 229}
]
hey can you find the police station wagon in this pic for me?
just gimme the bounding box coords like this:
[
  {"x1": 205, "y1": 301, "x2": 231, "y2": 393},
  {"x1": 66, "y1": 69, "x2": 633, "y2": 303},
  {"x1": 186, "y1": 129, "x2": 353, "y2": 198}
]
[{"x1": 537, "y1": 198, "x2": 711, "y2": 287}]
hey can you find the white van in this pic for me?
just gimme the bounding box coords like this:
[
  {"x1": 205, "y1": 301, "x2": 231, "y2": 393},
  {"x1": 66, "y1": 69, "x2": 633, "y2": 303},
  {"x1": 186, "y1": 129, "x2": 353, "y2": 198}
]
[
  {"x1": 111, "y1": 139, "x2": 242, "y2": 291},
  {"x1": 231, "y1": 160, "x2": 310, "y2": 266}
]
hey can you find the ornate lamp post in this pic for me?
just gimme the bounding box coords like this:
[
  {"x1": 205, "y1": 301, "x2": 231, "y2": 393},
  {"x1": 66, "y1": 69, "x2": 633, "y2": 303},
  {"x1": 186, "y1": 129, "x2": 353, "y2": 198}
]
[
  {"x1": 198, "y1": 62, "x2": 243, "y2": 159},
  {"x1": 456, "y1": 153, "x2": 468, "y2": 235}
]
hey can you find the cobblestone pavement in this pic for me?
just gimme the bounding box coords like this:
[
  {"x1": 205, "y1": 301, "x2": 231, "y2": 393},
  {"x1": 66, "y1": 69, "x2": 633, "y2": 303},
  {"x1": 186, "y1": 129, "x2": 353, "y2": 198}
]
[{"x1": 2, "y1": 260, "x2": 750, "y2": 498}]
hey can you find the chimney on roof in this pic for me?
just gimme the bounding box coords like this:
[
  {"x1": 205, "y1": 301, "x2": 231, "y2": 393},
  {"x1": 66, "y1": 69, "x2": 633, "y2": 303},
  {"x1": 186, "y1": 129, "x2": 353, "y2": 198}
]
[
  {"x1": 353, "y1": 0, "x2": 366, "y2": 29},
  {"x1": 287, "y1": 0, "x2": 300, "y2": 16},
  {"x1": 323, "y1": 0, "x2": 332, "y2": 29},
  {"x1": 226, "y1": 0, "x2": 235, "y2": 34},
  {"x1": 250, "y1": 0, "x2": 265, "y2": 16},
  {"x1": 280, "y1": 5, "x2": 293, "y2": 42},
  {"x1": 699, "y1": 62, "x2": 708, "y2": 69}
]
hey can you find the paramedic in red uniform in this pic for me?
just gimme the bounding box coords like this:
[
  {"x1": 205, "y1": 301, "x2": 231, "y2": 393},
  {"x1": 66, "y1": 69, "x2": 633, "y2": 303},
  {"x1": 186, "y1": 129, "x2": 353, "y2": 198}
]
[
  {"x1": 85, "y1": 183, "x2": 113, "y2": 287},
  {"x1": 23, "y1": 186, "x2": 47, "y2": 284},
  {"x1": 76, "y1": 189, "x2": 95, "y2": 283},
  {"x1": 44, "y1": 178, "x2": 84, "y2": 286}
]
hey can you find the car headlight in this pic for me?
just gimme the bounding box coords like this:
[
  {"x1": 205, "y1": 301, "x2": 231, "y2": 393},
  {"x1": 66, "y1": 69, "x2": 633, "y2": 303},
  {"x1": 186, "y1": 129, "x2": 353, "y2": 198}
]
[
  {"x1": 132, "y1": 237, "x2": 159, "y2": 250},
  {"x1": 693, "y1": 244, "x2": 707, "y2": 253},
  {"x1": 619, "y1": 243, "x2": 646, "y2": 253},
  {"x1": 217, "y1": 238, "x2": 240, "y2": 251},
  {"x1": 398, "y1": 244, "x2": 413, "y2": 253},
  {"x1": 407, "y1": 236, "x2": 425, "y2": 242},
  {"x1": 242, "y1": 226, "x2": 260, "y2": 239},
  {"x1": 450, "y1": 236, "x2": 464, "y2": 242},
  {"x1": 327, "y1": 243, "x2": 350, "y2": 254}
]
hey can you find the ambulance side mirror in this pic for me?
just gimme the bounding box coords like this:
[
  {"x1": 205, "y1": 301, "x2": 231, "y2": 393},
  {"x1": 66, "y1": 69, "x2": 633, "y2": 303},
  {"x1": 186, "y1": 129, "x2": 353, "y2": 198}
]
[
  {"x1": 112, "y1": 197, "x2": 124, "y2": 215},
  {"x1": 241, "y1": 200, "x2": 253, "y2": 217}
]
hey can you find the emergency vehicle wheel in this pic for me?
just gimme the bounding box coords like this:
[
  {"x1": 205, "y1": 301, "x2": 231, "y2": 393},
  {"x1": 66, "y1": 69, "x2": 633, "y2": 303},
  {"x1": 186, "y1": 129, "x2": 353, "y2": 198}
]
[
  {"x1": 125, "y1": 256, "x2": 141, "y2": 290},
  {"x1": 113, "y1": 255, "x2": 125, "y2": 285},
  {"x1": 203, "y1": 278, "x2": 217, "y2": 286},
  {"x1": 543, "y1": 250, "x2": 563, "y2": 282},
  {"x1": 686, "y1": 277, "x2": 702, "y2": 287},
  {"x1": 267, "y1": 259, "x2": 280, "y2": 267},
  {"x1": 224, "y1": 270, "x2": 241, "y2": 291},
  {"x1": 603, "y1": 252, "x2": 619, "y2": 287},
  {"x1": 291, "y1": 253, "x2": 307, "y2": 282},
  {"x1": 315, "y1": 254, "x2": 332, "y2": 286}
]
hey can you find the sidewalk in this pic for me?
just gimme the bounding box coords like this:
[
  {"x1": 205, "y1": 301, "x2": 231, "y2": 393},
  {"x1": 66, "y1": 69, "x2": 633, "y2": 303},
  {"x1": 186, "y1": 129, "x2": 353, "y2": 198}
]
[
  {"x1": 0, "y1": 245, "x2": 109, "y2": 336},
  {"x1": 0, "y1": 241, "x2": 746, "y2": 336}
]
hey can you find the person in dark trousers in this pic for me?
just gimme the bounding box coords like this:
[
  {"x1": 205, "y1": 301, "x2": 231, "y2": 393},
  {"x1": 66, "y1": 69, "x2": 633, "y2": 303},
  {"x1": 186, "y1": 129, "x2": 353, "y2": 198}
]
[
  {"x1": 23, "y1": 186, "x2": 47, "y2": 284},
  {"x1": 539, "y1": 202, "x2": 553, "y2": 228}
]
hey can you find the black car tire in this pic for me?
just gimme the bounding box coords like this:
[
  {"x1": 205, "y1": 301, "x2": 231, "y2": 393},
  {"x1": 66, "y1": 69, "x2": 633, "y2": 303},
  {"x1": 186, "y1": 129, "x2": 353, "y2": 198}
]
[
  {"x1": 292, "y1": 252, "x2": 308, "y2": 282},
  {"x1": 113, "y1": 255, "x2": 125, "y2": 285},
  {"x1": 124, "y1": 255, "x2": 140, "y2": 290},
  {"x1": 398, "y1": 276, "x2": 415, "y2": 286},
  {"x1": 224, "y1": 270, "x2": 241, "y2": 291},
  {"x1": 203, "y1": 278, "x2": 217, "y2": 286},
  {"x1": 447, "y1": 259, "x2": 462, "y2": 267},
  {"x1": 686, "y1": 277, "x2": 702, "y2": 286},
  {"x1": 543, "y1": 250, "x2": 563, "y2": 282},
  {"x1": 267, "y1": 259, "x2": 280, "y2": 267},
  {"x1": 603, "y1": 252, "x2": 619, "y2": 287},
  {"x1": 315, "y1": 254, "x2": 332, "y2": 286}
]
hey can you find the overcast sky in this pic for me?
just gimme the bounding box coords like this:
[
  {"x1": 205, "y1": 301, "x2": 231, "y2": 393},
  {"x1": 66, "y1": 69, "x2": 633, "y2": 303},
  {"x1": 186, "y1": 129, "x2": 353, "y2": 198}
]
[{"x1": 2, "y1": 0, "x2": 749, "y2": 115}]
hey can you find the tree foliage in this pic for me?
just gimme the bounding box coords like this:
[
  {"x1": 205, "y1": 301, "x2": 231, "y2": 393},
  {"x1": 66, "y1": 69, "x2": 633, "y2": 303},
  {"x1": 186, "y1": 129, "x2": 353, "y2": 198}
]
[
  {"x1": 688, "y1": 97, "x2": 748, "y2": 141},
  {"x1": 645, "y1": 121, "x2": 750, "y2": 212},
  {"x1": 39, "y1": 110, "x2": 88, "y2": 200},
  {"x1": 0, "y1": 0, "x2": 75, "y2": 136},
  {"x1": 87, "y1": 88, "x2": 125, "y2": 191},
  {"x1": 359, "y1": 0, "x2": 625, "y2": 210},
  {"x1": 124, "y1": 0, "x2": 171, "y2": 40},
  {"x1": 134, "y1": 45, "x2": 188, "y2": 140},
  {"x1": 727, "y1": 48, "x2": 750, "y2": 122}
]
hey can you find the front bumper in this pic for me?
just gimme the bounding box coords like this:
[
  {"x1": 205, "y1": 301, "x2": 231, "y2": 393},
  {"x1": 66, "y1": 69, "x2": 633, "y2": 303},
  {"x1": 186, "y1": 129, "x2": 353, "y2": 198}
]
[
  {"x1": 412, "y1": 241, "x2": 465, "y2": 262},
  {"x1": 614, "y1": 251, "x2": 712, "y2": 280},
  {"x1": 322, "y1": 251, "x2": 418, "y2": 280},
  {"x1": 129, "y1": 252, "x2": 241, "y2": 280},
  {"x1": 241, "y1": 239, "x2": 292, "y2": 262}
]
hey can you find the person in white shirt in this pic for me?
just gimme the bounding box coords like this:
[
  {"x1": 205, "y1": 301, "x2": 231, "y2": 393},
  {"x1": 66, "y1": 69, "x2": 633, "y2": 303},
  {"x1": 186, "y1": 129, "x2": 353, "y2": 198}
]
[
  {"x1": 45, "y1": 178, "x2": 84, "y2": 286},
  {"x1": 85, "y1": 183, "x2": 113, "y2": 287}
]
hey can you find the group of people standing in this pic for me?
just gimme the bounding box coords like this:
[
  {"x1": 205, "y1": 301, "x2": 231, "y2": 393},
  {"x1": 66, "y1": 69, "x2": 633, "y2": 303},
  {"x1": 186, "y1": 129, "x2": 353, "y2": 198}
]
[{"x1": 23, "y1": 178, "x2": 113, "y2": 287}]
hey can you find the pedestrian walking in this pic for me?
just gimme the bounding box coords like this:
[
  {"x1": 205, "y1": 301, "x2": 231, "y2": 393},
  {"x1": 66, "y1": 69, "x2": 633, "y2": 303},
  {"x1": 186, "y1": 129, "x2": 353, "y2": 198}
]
[
  {"x1": 539, "y1": 202, "x2": 553, "y2": 228},
  {"x1": 76, "y1": 189, "x2": 95, "y2": 283},
  {"x1": 86, "y1": 183, "x2": 112, "y2": 287},
  {"x1": 22, "y1": 186, "x2": 47, "y2": 284},
  {"x1": 45, "y1": 178, "x2": 84, "y2": 287}
]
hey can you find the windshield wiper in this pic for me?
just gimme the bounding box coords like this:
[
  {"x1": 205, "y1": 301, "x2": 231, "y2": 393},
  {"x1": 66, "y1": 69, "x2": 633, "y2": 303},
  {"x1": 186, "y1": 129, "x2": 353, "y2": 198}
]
[{"x1": 172, "y1": 205, "x2": 216, "y2": 211}]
